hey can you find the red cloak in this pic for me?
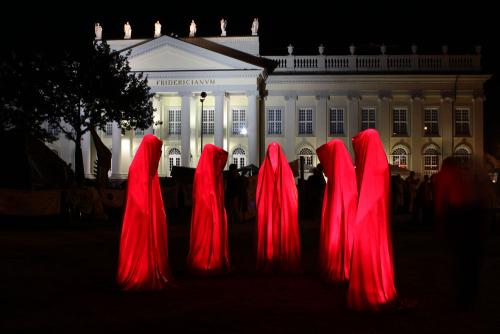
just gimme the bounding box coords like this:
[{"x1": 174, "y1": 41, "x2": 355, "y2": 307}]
[
  {"x1": 316, "y1": 139, "x2": 358, "y2": 282},
  {"x1": 256, "y1": 142, "x2": 301, "y2": 272},
  {"x1": 187, "y1": 144, "x2": 230, "y2": 275},
  {"x1": 347, "y1": 129, "x2": 397, "y2": 310},
  {"x1": 117, "y1": 134, "x2": 172, "y2": 291}
]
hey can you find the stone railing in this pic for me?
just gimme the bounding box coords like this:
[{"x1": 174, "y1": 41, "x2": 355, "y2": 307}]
[{"x1": 265, "y1": 54, "x2": 481, "y2": 73}]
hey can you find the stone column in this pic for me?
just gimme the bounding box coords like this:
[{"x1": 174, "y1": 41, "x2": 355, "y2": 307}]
[
  {"x1": 316, "y1": 96, "x2": 328, "y2": 147},
  {"x1": 81, "y1": 131, "x2": 91, "y2": 177},
  {"x1": 214, "y1": 92, "x2": 224, "y2": 148},
  {"x1": 147, "y1": 94, "x2": 159, "y2": 135},
  {"x1": 378, "y1": 96, "x2": 391, "y2": 154},
  {"x1": 440, "y1": 97, "x2": 453, "y2": 158},
  {"x1": 181, "y1": 93, "x2": 191, "y2": 167},
  {"x1": 247, "y1": 92, "x2": 259, "y2": 166},
  {"x1": 410, "y1": 97, "x2": 423, "y2": 173},
  {"x1": 285, "y1": 95, "x2": 297, "y2": 158},
  {"x1": 111, "y1": 121, "x2": 122, "y2": 177},
  {"x1": 473, "y1": 96, "x2": 484, "y2": 162},
  {"x1": 347, "y1": 96, "x2": 360, "y2": 156}
]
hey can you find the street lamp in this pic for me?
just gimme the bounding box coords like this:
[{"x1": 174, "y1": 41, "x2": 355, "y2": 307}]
[{"x1": 200, "y1": 91, "x2": 207, "y2": 154}]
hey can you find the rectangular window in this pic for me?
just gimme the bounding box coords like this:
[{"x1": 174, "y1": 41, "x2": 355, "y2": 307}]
[
  {"x1": 424, "y1": 108, "x2": 439, "y2": 136},
  {"x1": 329, "y1": 108, "x2": 344, "y2": 135},
  {"x1": 232, "y1": 109, "x2": 246, "y2": 135},
  {"x1": 392, "y1": 107, "x2": 408, "y2": 136},
  {"x1": 298, "y1": 107, "x2": 313, "y2": 135},
  {"x1": 455, "y1": 107, "x2": 470, "y2": 136},
  {"x1": 105, "y1": 122, "x2": 113, "y2": 136},
  {"x1": 168, "y1": 108, "x2": 181, "y2": 135},
  {"x1": 267, "y1": 108, "x2": 283, "y2": 135},
  {"x1": 361, "y1": 107, "x2": 376, "y2": 130},
  {"x1": 202, "y1": 109, "x2": 215, "y2": 135}
]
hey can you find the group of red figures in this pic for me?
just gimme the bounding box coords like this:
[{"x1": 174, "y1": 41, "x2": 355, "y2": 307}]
[{"x1": 117, "y1": 129, "x2": 397, "y2": 311}]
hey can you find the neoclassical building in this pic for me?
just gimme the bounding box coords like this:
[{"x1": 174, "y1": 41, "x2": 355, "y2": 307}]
[{"x1": 49, "y1": 31, "x2": 489, "y2": 178}]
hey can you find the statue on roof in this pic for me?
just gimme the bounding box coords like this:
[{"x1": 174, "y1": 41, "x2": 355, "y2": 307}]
[
  {"x1": 189, "y1": 20, "x2": 197, "y2": 37},
  {"x1": 94, "y1": 23, "x2": 102, "y2": 40},
  {"x1": 154, "y1": 20, "x2": 162, "y2": 38},
  {"x1": 220, "y1": 18, "x2": 227, "y2": 37},
  {"x1": 124, "y1": 21, "x2": 132, "y2": 39},
  {"x1": 251, "y1": 18, "x2": 259, "y2": 36}
]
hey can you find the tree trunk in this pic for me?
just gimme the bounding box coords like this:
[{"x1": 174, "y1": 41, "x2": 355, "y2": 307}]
[
  {"x1": 90, "y1": 127, "x2": 111, "y2": 188},
  {"x1": 74, "y1": 133, "x2": 84, "y2": 184}
]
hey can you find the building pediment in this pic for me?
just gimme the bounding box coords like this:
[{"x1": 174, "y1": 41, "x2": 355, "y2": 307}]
[{"x1": 109, "y1": 36, "x2": 269, "y2": 73}]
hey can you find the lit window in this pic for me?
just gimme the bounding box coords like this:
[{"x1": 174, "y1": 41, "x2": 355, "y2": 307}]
[
  {"x1": 267, "y1": 108, "x2": 283, "y2": 135},
  {"x1": 361, "y1": 107, "x2": 376, "y2": 130},
  {"x1": 329, "y1": 108, "x2": 344, "y2": 135},
  {"x1": 202, "y1": 109, "x2": 215, "y2": 135},
  {"x1": 232, "y1": 147, "x2": 246, "y2": 169},
  {"x1": 391, "y1": 146, "x2": 409, "y2": 169},
  {"x1": 454, "y1": 145, "x2": 472, "y2": 164},
  {"x1": 423, "y1": 146, "x2": 440, "y2": 176},
  {"x1": 424, "y1": 108, "x2": 439, "y2": 136},
  {"x1": 393, "y1": 107, "x2": 408, "y2": 136},
  {"x1": 105, "y1": 122, "x2": 113, "y2": 136},
  {"x1": 168, "y1": 108, "x2": 181, "y2": 135},
  {"x1": 168, "y1": 148, "x2": 181, "y2": 176},
  {"x1": 299, "y1": 147, "x2": 314, "y2": 169},
  {"x1": 232, "y1": 109, "x2": 246, "y2": 135},
  {"x1": 298, "y1": 108, "x2": 314, "y2": 135}
]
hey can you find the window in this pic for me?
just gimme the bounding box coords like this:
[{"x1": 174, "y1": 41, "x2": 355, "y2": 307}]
[
  {"x1": 393, "y1": 107, "x2": 408, "y2": 136},
  {"x1": 298, "y1": 108, "x2": 313, "y2": 135},
  {"x1": 454, "y1": 144, "x2": 472, "y2": 164},
  {"x1": 267, "y1": 108, "x2": 283, "y2": 135},
  {"x1": 423, "y1": 145, "x2": 440, "y2": 176},
  {"x1": 391, "y1": 146, "x2": 409, "y2": 169},
  {"x1": 168, "y1": 108, "x2": 181, "y2": 135},
  {"x1": 298, "y1": 147, "x2": 314, "y2": 169},
  {"x1": 168, "y1": 148, "x2": 181, "y2": 175},
  {"x1": 455, "y1": 107, "x2": 471, "y2": 136},
  {"x1": 232, "y1": 109, "x2": 246, "y2": 135},
  {"x1": 424, "y1": 108, "x2": 439, "y2": 136},
  {"x1": 232, "y1": 147, "x2": 246, "y2": 169},
  {"x1": 105, "y1": 122, "x2": 113, "y2": 136},
  {"x1": 134, "y1": 128, "x2": 144, "y2": 136},
  {"x1": 202, "y1": 109, "x2": 215, "y2": 135},
  {"x1": 329, "y1": 108, "x2": 344, "y2": 135},
  {"x1": 361, "y1": 107, "x2": 376, "y2": 130}
]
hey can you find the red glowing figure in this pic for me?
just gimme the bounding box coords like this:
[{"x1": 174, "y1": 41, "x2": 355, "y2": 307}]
[
  {"x1": 187, "y1": 144, "x2": 230, "y2": 275},
  {"x1": 316, "y1": 139, "x2": 358, "y2": 282},
  {"x1": 256, "y1": 142, "x2": 301, "y2": 272},
  {"x1": 348, "y1": 129, "x2": 397, "y2": 310},
  {"x1": 117, "y1": 134, "x2": 172, "y2": 291}
]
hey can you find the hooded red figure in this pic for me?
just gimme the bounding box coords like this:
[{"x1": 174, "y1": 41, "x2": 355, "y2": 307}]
[
  {"x1": 256, "y1": 142, "x2": 301, "y2": 272},
  {"x1": 347, "y1": 129, "x2": 397, "y2": 310},
  {"x1": 117, "y1": 134, "x2": 172, "y2": 291},
  {"x1": 316, "y1": 139, "x2": 358, "y2": 282},
  {"x1": 187, "y1": 144, "x2": 230, "y2": 275}
]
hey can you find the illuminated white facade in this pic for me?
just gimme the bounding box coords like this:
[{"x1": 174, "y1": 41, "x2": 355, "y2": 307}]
[{"x1": 49, "y1": 34, "x2": 489, "y2": 178}]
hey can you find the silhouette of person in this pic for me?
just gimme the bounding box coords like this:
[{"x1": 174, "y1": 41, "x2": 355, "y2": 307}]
[
  {"x1": 256, "y1": 142, "x2": 301, "y2": 273},
  {"x1": 189, "y1": 20, "x2": 197, "y2": 37},
  {"x1": 434, "y1": 157, "x2": 490, "y2": 310},
  {"x1": 117, "y1": 134, "x2": 172, "y2": 290},
  {"x1": 225, "y1": 163, "x2": 239, "y2": 223}
]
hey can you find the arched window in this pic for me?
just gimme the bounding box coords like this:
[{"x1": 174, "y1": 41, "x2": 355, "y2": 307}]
[
  {"x1": 454, "y1": 144, "x2": 472, "y2": 164},
  {"x1": 168, "y1": 148, "x2": 181, "y2": 175},
  {"x1": 391, "y1": 145, "x2": 409, "y2": 169},
  {"x1": 298, "y1": 147, "x2": 314, "y2": 170},
  {"x1": 232, "y1": 147, "x2": 246, "y2": 169},
  {"x1": 423, "y1": 144, "x2": 440, "y2": 176}
]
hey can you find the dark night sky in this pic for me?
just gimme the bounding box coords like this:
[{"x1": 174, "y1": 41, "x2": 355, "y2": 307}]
[{"x1": 2, "y1": 0, "x2": 499, "y2": 151}]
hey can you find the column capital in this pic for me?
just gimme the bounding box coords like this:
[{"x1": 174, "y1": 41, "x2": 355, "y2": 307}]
[
  {"x1": 285, "y1": 95, "x2": 298, "y2": 101},
  {"x1": 347, "y1": 95, "x2": 361, "y2": 101},
  {"x1": 315, "y1": 95, "x2": 328, "y2": 101},
  {"x1": 245, "y1": 89, "x2": 260, "y2": 97}
]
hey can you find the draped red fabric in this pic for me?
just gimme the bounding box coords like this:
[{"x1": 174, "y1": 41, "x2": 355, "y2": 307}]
[
  {"x1": 348, "y1": 129, "x2": 397, "y2": 310},
  {"x1": 187, "y1": 144, "x2": 230, "y2": 275},
  {"x1": 256, "y1": 142, "x2": 301, "y2": 272},
  {"x1": 316, "y1": 139, "x2": 358, "y2": 282},
  {"x1": 117, "y1": 134, "x2": 172, "y2": 291}
]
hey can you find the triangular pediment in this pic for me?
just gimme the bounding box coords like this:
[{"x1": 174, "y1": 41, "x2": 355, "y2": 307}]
[{"x1": 112, "y1": 36, "x2": 264, "y2": 72}]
